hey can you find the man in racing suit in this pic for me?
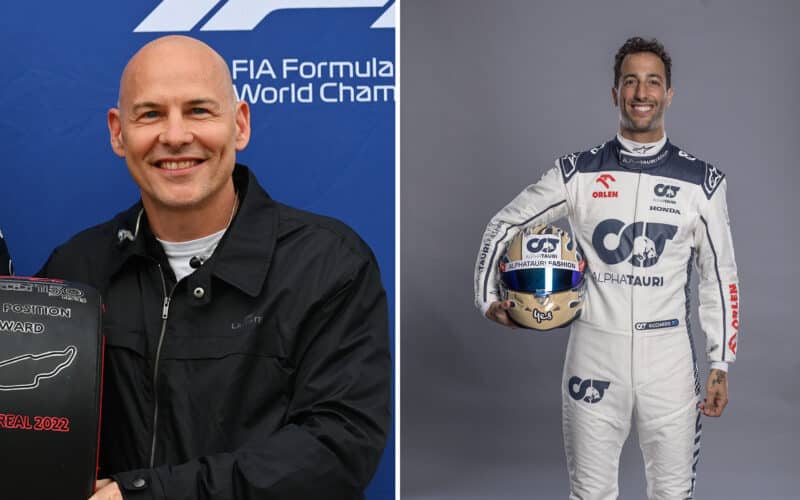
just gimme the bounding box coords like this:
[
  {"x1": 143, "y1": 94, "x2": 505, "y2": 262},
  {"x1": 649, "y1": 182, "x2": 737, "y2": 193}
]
[{"x1": 474, "y1": 37, "x2": 739, "y2": 499}]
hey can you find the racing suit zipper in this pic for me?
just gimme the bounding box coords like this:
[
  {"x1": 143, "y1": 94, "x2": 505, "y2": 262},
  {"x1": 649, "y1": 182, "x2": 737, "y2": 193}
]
[
  {"x1": 149, "y1": 264, "x2": 176, "y2": 467},
  {"x1": 630, "y1": 173, "x2": 642, "y2": 388}
]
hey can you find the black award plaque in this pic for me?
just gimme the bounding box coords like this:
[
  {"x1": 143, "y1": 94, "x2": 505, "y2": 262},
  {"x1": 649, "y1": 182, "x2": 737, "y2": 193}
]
[{"x1": 0, "y1": 277, "x2": 103, "y2": 499}]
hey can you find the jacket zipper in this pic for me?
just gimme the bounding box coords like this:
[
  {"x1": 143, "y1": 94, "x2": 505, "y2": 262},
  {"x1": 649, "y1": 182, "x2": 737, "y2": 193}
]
[
  {"x1": 630, "y1": 173, "x2": 642, "y2": 389},
  {"x1": 150, "y1": 264, "x2": 175, "y2": 467}
]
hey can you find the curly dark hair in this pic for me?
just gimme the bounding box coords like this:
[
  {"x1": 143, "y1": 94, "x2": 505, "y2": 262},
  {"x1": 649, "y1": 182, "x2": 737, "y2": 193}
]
[{"x1": 614, "y1": 36, "x2": 672, "y2": 88}]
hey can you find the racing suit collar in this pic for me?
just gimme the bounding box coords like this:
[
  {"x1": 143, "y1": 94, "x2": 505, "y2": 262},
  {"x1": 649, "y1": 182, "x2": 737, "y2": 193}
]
[
  {"x1": 112, "y1": 164, "x2": 277, "y2": 298},
  {"x1": 611, "y1": 136, "x2": 673, "y2": 170}
]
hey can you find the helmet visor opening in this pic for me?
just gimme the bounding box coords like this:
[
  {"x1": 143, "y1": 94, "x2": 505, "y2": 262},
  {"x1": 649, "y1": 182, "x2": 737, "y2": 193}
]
[{"x1": 501, "y1": 267, "x2": 583, "y2": 295}]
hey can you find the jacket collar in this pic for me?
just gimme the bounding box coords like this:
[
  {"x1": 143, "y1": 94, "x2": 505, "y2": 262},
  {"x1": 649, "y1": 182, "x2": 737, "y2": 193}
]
[
  {"x1": 211, "y1": 164, "x2": 277, "y2": 297},
  {"x1": 611, "y1": 136, "x2": 673, "y2": 170},
  {"x1": 112, "y1": 164, "x2": 277, "y2": 297}
]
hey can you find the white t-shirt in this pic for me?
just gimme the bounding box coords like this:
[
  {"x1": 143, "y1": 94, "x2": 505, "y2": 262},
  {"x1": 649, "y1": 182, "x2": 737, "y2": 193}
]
[{"x1": 157, "y1": 228, "x2": 226, "y2": 282}]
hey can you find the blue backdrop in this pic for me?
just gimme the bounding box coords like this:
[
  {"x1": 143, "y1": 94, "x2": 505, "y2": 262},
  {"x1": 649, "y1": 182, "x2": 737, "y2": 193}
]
[{"x1": 0, "y1": 1, "x2": 395, "y2": 497}]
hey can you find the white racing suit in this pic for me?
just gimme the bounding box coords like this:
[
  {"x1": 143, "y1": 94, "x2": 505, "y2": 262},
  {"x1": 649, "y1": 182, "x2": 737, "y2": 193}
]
[{"x1": 474, "y1": 138, "x2": 740, "y2": 499}]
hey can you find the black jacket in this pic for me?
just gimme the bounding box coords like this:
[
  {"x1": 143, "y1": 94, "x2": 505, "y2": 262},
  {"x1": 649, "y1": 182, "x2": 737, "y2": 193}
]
[
  {"x1": 0, "y1": 230, "x2": 11, "y2": 275},
  {"x1": 38, "y1": 165, "x2": 391, "y2": 499}
]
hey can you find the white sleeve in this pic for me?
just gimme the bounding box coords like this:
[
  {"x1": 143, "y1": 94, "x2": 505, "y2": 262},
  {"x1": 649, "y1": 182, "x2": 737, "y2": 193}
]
[
  {"x1": 694, "y1": 177, "x2": 740, "y2": 363},
  {"x1": 710, "y1": 361, "x2": 729, "y2": 372},
  {"x1": 474, "y1": 164, "x2": 570, "y2": 316}
]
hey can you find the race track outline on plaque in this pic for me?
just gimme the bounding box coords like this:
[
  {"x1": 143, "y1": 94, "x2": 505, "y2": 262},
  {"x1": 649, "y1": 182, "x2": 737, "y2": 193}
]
[{"x1": 0, "y1": 346, "x2": 78, "y2": 391}]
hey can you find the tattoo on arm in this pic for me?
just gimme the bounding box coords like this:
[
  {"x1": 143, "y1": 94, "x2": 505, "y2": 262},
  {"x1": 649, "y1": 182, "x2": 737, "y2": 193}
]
[{"x1": 711, "y1": 369, "x2": 727, "y2": 386}]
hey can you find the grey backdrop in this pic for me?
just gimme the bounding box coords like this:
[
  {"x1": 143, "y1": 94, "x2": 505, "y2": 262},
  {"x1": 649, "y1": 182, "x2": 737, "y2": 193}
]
[{"x1": 400, "y1": 1, "x2": 798, "y2": 499}]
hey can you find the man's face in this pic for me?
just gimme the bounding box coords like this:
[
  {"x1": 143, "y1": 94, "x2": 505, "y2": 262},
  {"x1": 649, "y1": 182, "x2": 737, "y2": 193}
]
[
  {"x1": 108, "y1": 39, "x2": 250, "y2": 212},
  {"x1": 612, "y1": 51, "x2": 673, "y2": 142}
]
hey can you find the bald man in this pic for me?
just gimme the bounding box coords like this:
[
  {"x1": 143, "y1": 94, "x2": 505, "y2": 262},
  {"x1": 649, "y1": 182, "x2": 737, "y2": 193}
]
[{"x1": 38, "y1": 36, "x2": 391, "y2": 500}]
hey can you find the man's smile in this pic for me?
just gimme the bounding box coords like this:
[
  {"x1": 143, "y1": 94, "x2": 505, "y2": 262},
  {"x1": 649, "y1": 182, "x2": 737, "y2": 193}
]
[
  {"x1": 153, "y1": 158, "x2": 204, "y2": 170},
  {"x1": 630, "y1": 102, "x2": 655, "y2": 115}
]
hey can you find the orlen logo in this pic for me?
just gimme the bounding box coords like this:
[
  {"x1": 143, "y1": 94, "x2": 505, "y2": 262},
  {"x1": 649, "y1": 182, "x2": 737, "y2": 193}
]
[
  {"x1": 729, "y1": 283, "x2": 739, "y2": 330},
  {"x1": 728, "y1": 333, "x2": 738, "y2": 355},
  {"x1": 654, "y1": 184, "x2": 680, "y2": 198},
  {"x1": 526, "y1": 237, "x2": 559, "y2": 254},
  {"x1": 135, "y1": 0, "x2": 395, "y2": 32},
  {"x1": 728, "y1": 283, "x2": 739, "y2": 354},
  {"x1": 593, "y1": 173, "x2": 618, "y2": 198},
  {"x1": 592, "y1": 219, "x2": 678, "y2": 268},
  {"x1": 568, "y1": 376, "x2": 610, "y2": 404}
]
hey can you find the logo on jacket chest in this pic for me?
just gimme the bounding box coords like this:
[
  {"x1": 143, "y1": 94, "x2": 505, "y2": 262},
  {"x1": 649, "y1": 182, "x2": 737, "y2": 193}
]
[
  {"x1": 591, "y1": 219, "x2": 678, "y2": 268},
  {"x1": 654, "y1": 183, "x2": 680, "y2": 199},
  {"x1": 592, "y1": 173, "x2": 619, "y2": 198},
  {"x1": 231, "y1": 313, "x2": 263, "y2": 331},
  {"x1": 649, "y1": 183, "x2": 682, "y2": 215}
]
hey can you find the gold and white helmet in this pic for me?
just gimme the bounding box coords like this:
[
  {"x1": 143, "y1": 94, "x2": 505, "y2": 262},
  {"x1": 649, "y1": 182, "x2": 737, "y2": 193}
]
[{"x1": 499, "y1": 224, "x2": 585, "y2": 330}]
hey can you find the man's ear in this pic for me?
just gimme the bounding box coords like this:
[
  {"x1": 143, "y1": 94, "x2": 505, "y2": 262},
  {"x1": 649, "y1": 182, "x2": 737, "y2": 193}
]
[
  {"x1": 108, "y1": 108, "x2": 126, "y2": 158},
  {"x1": 234, "y1": 100, "x2": 251, "y2": 151},
  {"x1": 664, "y1": 86, "x2": 674, "y2": 109},
  {"x1": 611, "y1": 86, "x2": 619, "y2": 107}
]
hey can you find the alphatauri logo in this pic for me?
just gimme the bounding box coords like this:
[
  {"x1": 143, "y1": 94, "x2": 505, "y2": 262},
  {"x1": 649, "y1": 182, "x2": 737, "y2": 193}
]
[
  {"x1": 568, "y1": 376, "x2": 610, "y2": 403},
  {"x1": 592, "y1": 219, "x2": 678, "y2": 268},
  {"x1": 526, "y1": 237, "x2": 559, "y2": 254},
  {"x1": 654, "y1": 184, "x2": 680, "y2": 198},
  {"x1": 135, "y1": 0, "x2": 396, "y2": 32}
]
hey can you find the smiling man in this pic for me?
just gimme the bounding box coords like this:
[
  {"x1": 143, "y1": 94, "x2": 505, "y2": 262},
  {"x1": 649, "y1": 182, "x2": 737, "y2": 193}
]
[
  {"x1": 38, "y1": 36, "x2": 390, "y2": 500},
  {"x1": 107, "y1": 37, "x2": 246, "y2": 243},
  {"x1": 475, "y1": 37, "x2": 740, "y2": 499}
]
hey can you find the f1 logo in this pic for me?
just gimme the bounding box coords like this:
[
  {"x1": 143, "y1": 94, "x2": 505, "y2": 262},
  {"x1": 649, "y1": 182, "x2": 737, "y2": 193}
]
[
  {"x1": 135, "y1": 0, "x2": 395, "y2": 32},
  {"x1": 595, "y1": 173, "x2": 616, "y2": 189},
  {"x1": 654, "y1": 184, "x2": 680, "y2": 198}
]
